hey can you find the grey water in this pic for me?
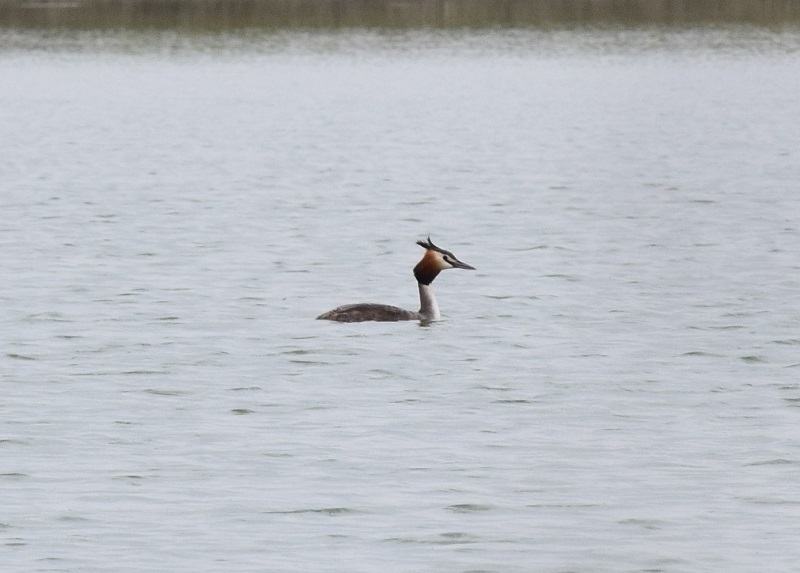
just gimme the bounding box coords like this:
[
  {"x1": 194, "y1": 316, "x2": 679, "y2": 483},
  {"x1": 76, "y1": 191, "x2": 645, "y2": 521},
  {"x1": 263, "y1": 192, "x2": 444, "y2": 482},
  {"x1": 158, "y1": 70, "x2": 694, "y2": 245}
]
[{"x1": 2, "y1": 27, "x2": 800, "y2": 573}]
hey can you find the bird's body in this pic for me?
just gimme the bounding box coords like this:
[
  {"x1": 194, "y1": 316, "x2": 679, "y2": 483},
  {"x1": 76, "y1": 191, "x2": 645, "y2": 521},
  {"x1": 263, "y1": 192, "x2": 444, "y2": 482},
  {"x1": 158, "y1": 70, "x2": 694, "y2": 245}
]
[
  {"x1": 317, "y1": 237, "x2": 474, "y2": 323},
  {"x1": 316, "y1": 303, "x2": 419, "y2": 322}
]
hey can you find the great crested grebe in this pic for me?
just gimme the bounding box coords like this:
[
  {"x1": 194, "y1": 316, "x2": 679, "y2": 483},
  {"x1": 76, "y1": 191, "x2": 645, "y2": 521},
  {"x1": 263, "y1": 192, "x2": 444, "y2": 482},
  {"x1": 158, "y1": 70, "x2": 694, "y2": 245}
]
[{"x1": 317, "y1": 237, "x2": 475, "y2": 323}]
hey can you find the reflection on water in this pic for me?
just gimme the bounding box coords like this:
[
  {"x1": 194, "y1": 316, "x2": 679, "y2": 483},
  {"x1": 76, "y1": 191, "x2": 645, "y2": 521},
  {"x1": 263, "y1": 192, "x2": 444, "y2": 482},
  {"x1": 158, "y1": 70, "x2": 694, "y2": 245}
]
[
  {"x1": 2, "y1": 0, "x2": 800, "y2": 29},
  {"x1": 3, "y1": 23, "x2": 800, "y2": 55}
]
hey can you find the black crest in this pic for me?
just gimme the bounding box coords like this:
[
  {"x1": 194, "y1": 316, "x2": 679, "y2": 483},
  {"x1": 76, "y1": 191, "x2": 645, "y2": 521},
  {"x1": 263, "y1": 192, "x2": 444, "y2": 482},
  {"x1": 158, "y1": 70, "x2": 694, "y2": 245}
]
[{"x1": 416, "y1": 236, "x2": 452, "y2": 257}]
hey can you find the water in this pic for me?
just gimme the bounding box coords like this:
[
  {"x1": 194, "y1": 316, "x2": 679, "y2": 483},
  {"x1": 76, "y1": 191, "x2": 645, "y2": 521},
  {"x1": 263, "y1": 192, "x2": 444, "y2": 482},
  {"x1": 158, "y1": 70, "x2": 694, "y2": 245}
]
[{"x1": 2, "y1": 27, "x2": 800, "y2": 573}]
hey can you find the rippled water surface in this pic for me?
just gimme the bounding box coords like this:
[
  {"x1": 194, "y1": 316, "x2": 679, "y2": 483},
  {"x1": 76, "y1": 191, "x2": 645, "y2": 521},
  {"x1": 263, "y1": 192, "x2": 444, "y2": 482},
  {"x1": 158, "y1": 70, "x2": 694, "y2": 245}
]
[{"x1": 2, "y1": 28, "x2": 800, "y2": 573}]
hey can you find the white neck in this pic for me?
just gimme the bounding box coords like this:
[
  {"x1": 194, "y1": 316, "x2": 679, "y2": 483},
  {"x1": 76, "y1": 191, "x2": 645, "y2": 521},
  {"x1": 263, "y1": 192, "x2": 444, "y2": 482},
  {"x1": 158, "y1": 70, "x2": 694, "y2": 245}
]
[{"x1": 418, "y1": 283, "x2": 440, "y2": 321}]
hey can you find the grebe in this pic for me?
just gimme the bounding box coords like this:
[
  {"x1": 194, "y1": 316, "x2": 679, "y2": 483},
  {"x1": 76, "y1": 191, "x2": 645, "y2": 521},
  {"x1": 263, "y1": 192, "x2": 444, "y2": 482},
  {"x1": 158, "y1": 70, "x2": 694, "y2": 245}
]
[{"x1": 317, "y1": 237, "x2": 475, "y2": 323}]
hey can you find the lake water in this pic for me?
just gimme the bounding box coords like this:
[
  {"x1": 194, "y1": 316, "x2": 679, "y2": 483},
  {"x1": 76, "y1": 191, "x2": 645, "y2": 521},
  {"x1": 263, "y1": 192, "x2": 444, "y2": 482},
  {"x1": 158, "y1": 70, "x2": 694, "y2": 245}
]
[{"x1": 2, "y1": 26, "x2": 800, "y2": 573}]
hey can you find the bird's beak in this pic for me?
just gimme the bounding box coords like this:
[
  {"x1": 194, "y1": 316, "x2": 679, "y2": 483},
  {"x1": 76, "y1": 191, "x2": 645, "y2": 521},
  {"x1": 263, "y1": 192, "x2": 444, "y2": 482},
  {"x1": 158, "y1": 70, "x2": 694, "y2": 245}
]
[{"x1": 451, "y1": 258, "x2": 475, "y2": 270}]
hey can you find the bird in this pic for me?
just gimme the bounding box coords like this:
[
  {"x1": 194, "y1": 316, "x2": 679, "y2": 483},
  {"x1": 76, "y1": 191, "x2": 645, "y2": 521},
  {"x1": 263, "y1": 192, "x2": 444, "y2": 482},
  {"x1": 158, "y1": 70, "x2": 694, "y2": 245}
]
[{"x1": 317, "y1": 237, "x2": 475, "y2": 323}]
